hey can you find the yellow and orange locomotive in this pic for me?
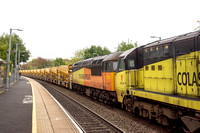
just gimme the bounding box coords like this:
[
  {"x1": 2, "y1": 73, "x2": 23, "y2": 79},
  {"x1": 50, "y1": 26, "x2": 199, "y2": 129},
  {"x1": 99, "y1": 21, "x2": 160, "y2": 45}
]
[{"x1": 21, "y1": 31, "x2": 200, "y2": 132}]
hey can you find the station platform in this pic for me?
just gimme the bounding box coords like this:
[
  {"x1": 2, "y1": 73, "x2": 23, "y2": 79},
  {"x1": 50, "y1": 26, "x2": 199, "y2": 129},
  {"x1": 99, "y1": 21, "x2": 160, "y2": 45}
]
[{"x1": 0, "y1": 77, "x2": 83, "y2": 133}]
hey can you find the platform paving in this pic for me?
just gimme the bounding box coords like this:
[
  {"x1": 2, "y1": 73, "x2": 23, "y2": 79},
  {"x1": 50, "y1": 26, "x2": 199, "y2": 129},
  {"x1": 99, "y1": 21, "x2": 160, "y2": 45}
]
[
  {"x1": 0, "y1": 76, "x2": 82, "y2": 133},
  {"x1": 0, "y1": 77, "x2": 32, "y2": 133},
  {"x1": 26, "y1": 77, "x2": 81, "y2": 133}
]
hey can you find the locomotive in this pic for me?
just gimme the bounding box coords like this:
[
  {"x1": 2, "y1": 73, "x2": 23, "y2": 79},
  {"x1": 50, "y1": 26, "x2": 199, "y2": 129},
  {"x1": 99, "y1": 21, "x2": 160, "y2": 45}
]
[{"x1": 20, "y1": 31, "x2": 200, "y2": 132}]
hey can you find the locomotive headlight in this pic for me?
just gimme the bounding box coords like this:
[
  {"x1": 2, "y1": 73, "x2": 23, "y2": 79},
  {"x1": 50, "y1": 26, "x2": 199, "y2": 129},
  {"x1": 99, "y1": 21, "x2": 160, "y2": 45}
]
[{"x1": 195, "y1": 110, "x2": 200, "y2": 118}]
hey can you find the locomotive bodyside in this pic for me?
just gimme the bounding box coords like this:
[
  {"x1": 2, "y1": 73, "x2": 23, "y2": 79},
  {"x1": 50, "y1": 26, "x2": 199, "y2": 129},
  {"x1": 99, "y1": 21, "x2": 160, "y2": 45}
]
[
  {"x1": 72, "y1": 53, "x2": 122, "y2": 103},
  {"x1": 73, "y1": 56, "x2": 106, "y2": 90},
  {"x1": 116, "y1": 31, "x2": 200, "y2": 131}
]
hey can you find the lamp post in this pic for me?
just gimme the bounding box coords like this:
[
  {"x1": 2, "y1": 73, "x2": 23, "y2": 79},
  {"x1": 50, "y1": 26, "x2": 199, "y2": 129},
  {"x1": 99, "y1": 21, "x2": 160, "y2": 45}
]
[
  {"x1": 150, "y1": 36, "x2": 161, "y2": 41},
  {"x1": 17, "y1": 49, "x2": 20, "y2": 80},
  {"x1": 15, "y1": 43, "x2": 18, "y2": 83},
  {"x1": 10, "y1": 64, "x2": 13, "y2": 85},
  {"x1": 6, "y1": 28, "x2": 23, "y2": 89},
  {"x1": 194, "y1": 20, "x2": 200, "y2": 31}
]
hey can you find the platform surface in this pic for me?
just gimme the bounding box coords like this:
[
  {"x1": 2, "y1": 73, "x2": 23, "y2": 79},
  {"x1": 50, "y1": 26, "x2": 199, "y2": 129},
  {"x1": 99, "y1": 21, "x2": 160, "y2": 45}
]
[
  {"x1": 0, "y1": 77, "x2": 82, "y2": 133},
  {"x1": 27, "y1": 77, "x2": 81, "y2": 133},
  {"x1": 0, "y1": 77, "x2": 32, "y2": 133}
]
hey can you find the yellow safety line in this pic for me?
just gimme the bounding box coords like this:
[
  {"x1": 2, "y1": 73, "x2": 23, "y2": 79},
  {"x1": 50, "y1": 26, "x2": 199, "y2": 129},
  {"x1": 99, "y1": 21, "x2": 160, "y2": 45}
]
[
  {"x1": 0, "y1": 90, "x2": 5, "y2": 94},
  {"x1": 25, "y1": 77, "x2": 37, "y2": 133}
]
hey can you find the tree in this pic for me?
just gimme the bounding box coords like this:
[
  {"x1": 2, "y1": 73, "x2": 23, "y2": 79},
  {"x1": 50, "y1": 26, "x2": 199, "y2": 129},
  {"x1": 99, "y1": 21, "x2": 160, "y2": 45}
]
[
  {"x1": 22, "y1": 57, "x2": 67, "y2": 70},
  {"x1": 83, "y1": 45, "x2": 111, "y2": 59},
  {"x1": 0, "y1": 33, "x2": 31, "y2": 67},
  {"x1": 68, "y1": 49, "x2": 85, "y2": 65},
  {"x1": 117, "y1": 39, "x2": 138, "y2": 52},
  {"x1": 21, "y1": 57, "x2": 53, "y2": 70},
  {"x1": 20, "y1": 62, "x2": 32, "y2": 70},
  {"x1": 32, "y1": 57, "x2": 53, "y2": 69},
  {"x1": 53, "y1": 58, "x2": 66, "y2": 67}
]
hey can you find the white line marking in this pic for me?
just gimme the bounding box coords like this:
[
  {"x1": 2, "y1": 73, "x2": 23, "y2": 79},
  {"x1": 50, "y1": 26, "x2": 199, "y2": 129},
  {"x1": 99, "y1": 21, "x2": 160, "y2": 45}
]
[{"x1": 23, "y1": 95, "x2": 33, "y2": 104}]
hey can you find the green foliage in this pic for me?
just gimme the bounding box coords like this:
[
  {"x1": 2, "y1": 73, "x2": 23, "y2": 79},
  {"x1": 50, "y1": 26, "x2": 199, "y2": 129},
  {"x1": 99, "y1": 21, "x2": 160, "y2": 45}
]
[
  {"x1": 117, "y1": 40, "x2": 138, "y2": 52},
  {"x1": 53, "y1": 58, "x2": 66, "y2": 67},
  {"x1": 21, "y1": 57, "x2": 68, "y2": 70},
  {"x1": 21, "y1": 57, "x2": 53, "y2": 70},
  {"x1": 67, "y1": 49, "x2": 85, "y2": 65},
  {"x1": 0, "y1": 33, "x2": 31, "y2": 67},
  {"x1": 83, "y1": 45, "x2": 111, "y2": 59}
]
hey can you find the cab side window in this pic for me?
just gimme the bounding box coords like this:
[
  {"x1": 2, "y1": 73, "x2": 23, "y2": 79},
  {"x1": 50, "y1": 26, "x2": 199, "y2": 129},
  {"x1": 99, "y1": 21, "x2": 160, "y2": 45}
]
[
  {"x1": 128, "y1": 59, "x2": 135, "y2": 69},
  {"x1": 106, "y1": 62, "x2": 111, "y2": 72},
  {"x1": 113, "y1": 61, "x2": 118, "y2": 72},
  {"x1": 103, "y1": 62, "x2": 111, "y2": 72},
  {"x1": 118, "y1": 58, "x2": 125, "y2": 71}
]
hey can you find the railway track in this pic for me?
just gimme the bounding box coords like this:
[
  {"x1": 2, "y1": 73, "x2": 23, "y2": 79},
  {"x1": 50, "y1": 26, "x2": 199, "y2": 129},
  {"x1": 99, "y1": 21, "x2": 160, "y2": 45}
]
[
  {"x1": 35, "y1": 79, "x2": 169, "y2": 133},
  {"x1": 38, "y1": 80, "x2": 124, "y2": 133}
]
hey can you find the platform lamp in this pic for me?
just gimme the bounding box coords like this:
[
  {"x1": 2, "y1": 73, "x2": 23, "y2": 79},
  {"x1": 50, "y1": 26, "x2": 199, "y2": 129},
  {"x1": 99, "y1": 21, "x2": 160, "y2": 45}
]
[
  {"x1": 150, "y1": 36, "x2": 161, "y2": 41},
  {"x1": 17, "y1": 49, "x2": 20, "y2": 80},
  {"x1": 14, "y1": 43, "x2": 18, "y2": 83},
  {"x1": 6, "y1": 28, "x2": 23, "y2": 90}
]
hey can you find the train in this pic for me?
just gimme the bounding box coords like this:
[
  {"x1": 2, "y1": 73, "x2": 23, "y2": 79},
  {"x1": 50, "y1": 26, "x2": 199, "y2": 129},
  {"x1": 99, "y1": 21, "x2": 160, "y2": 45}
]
[{"x1": 20, "y1": 31, "x2": 200, "y2": 132}]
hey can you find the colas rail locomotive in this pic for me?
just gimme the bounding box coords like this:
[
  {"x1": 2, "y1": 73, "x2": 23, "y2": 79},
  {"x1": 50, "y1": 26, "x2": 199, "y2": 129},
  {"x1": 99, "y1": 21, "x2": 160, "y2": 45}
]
[{"x1": 20, "y1": 31, "x2": 200, "y2": 132}]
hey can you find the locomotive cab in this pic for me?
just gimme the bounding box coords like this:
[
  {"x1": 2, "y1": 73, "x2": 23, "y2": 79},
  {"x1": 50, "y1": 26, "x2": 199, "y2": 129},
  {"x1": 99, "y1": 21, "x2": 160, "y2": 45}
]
[
  {"x1": 102, "y1": 52, "x2": 123, "y2": 91},
  {"x1": 115, "y1": 47, "x2": 144, "y2": 103}
]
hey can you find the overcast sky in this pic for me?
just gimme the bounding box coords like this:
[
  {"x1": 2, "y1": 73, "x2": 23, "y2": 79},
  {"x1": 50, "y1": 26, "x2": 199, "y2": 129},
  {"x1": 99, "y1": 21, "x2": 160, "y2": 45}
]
[{"x1": 1, "y1": 0, "x2": 200, "y2": 61}]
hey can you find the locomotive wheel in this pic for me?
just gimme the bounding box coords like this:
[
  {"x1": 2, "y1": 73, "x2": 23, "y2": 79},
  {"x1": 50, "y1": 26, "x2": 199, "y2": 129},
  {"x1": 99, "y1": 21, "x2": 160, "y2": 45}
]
[
  {"x1": 98, "y1": 92, "x2": 103, "y2": 102},
  {"x1": 77, "y1": 86, "x2": 80, "y2": 93},
  {"x1": 103, "y1": 92, "x2": 110, "y2": 104},
  {"x1": 92, "y1": 90, "x2": 97, "y2": 99},
  {"x1": 157, "y1": 115, "x2": 169, "y2": 126},
  {"x1": 80, "y1": 86, "x2": 85, "y2": 95},
  {"x1": 125, "y1": 102, "x2": 133, "y2": 112},
  {"x1": 82, "y1": 87, "x2": 86, "y2": 95},
  {"x1": 141, "y1": 109, "x2": 149, "y2": 118},
  {"x1": 124, "y1": 97, "x2": 133, "y2": 112}
]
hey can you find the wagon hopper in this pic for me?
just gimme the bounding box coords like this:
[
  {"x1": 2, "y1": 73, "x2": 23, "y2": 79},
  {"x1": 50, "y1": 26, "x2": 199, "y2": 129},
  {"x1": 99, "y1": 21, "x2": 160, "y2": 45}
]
[{"x1": 57, "y1": 65, "x2": 72, "y2": 87}]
